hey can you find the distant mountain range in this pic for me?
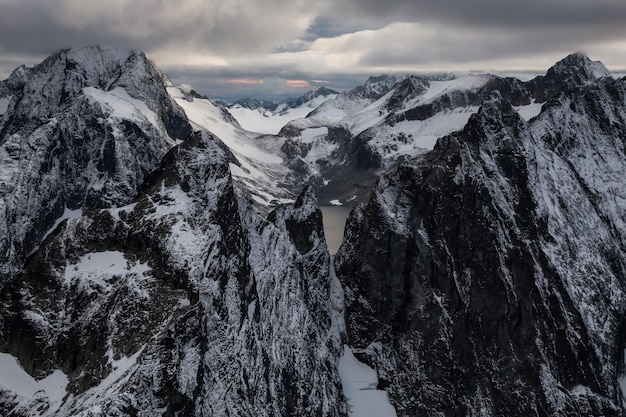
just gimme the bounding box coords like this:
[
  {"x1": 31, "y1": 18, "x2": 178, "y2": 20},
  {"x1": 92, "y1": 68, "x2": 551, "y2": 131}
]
[
  {"x1": 1, "y1": 46, "x2": 625, "y2": 417},
  {"x1": 231, "y1": 85, "x2": 340, "y2": 111}
]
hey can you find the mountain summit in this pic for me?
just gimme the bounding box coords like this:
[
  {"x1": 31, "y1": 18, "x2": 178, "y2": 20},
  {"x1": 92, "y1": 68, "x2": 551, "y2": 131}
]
[
  {"x1": 526, "y1": 52, "x2": 611, "y2": 101},
  {"x1": 0, "y1": 46, "x2": 192, "y2": 281}
]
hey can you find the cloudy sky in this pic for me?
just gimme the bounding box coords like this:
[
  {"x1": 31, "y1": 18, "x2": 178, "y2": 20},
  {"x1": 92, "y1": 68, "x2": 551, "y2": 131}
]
[{"x1": 1, "y1": 0, "x2": 626, "y2": 100}]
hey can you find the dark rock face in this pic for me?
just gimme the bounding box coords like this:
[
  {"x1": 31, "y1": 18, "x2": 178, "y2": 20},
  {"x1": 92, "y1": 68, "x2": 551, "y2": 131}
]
[
  {"x1": 0, "y1": 46, "x2": 192, "y2": 283},
  {"x1": 385, "y1": 76, "x2": 430, "y2": 112},
  {"x1": 391, "y1": 76, "x2": 532, "y2": 124},
  {"x1": 0, "y1": 65, "x2": 29, "y2": 98},
  {"x1": 336, "y1": 85, "x2": 626, "y2": 416},
  {"x1": 0, "y1": 132, "x2": 345, "y2": 416}
]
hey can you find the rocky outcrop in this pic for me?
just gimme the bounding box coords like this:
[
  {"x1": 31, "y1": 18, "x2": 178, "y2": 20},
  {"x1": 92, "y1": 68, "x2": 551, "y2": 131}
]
[{"x1": 336, "y1": 83, "x2": 626, "y2": 416}]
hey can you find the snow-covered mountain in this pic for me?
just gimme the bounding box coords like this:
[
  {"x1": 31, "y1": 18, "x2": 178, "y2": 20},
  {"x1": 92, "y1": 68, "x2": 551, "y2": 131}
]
[
  {"x1": 335, "y1": 79, "x2": 626, "y2": 416},
  {"x1": 0, "y1": 44, "x2": 346, "y2": 417},
  {"x1": 1, "y1": 46, "x2": 625, "y2": 417},
  {"x1": 0, "y1": 46, "x2": 191, "y2": 283},
  {"x1": 262, "y1": 53, "x2": 609, "y2": 206},
  {"x1": 163, "y1": 56, "x2": 608, "y2": 209}
]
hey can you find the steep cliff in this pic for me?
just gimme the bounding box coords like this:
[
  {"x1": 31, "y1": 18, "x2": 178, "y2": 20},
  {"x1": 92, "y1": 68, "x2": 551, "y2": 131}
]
[
  {"x1": 0, "y1": 132, "x2": 345, "y2": 416},
  {"x1": 336, "y1": 81, "x2": 626, "y2": 416}
]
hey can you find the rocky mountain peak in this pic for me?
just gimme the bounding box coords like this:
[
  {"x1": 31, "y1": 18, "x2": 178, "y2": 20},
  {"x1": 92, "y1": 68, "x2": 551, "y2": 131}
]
[
  {"x1": 336, "y1": 70, "x2": 626, "y2": 416},
  {"x1": 526, "y1": 52, "x2": 611, "y2": 102},
  {"x1": 364, "y1": 74, "x2": 400, "y2": 95},
  {"x1": 0, "y1": 64, "x2": 29, "y2": 97},
  {"x1": 303, "y1": 85, "x2": 338, "y2": 100},
  {"x1": 290, "y1": 86, "x2": 338, "y2": 107},
  {"x1": 232, "y1": 96, "x2": 269, "y2": 109},
  {"x1": 0, "y1": 46, "x2": 192, "y2": 283},
  {"x1": 111, "y1": 48, "x2": 192, "y2": 139},
  {"x1": 315, "y1": 85, "x2": 338, "y2": 96},
  {"x1": 5, "y1": 46, "x2": 123, "y2": 119},
  {"x1": 9, "y1": 64, "x2": 28, "y2": 79},
  {"x1": 386, "y1": 75, "x2": 430, "y2": 111},
  {"x1": 550, "y1": 52, "x2": 610, "y2": 79}
]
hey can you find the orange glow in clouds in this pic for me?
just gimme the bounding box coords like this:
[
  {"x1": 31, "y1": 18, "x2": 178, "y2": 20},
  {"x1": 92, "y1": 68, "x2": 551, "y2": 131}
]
[
  {"x1": 225, "y1": 78, "x2": 313, "y2": 89},
  {"x1": 227, "y1": 78, "x2": 263, "y2": 85},
  {"x1": 285, "y1": 80, "x2": 310, "y2": 88}
]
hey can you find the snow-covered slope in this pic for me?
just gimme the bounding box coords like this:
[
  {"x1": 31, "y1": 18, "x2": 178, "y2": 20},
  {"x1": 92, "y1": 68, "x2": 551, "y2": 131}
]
[
  {"x1": 267, "y1": 53, "x2": 608, "y2": 206},
  {"x1": 227, "y1": 88, "x2": 337, "y2": 135},
  {"x1": 166, "y1": 85, "x2": 296, "y2": 207}
]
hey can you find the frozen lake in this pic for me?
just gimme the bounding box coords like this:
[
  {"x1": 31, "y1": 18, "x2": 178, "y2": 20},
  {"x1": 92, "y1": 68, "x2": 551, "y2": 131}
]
[{"x1": 320, "y1": 206, "x2": 352, "y2": 255}]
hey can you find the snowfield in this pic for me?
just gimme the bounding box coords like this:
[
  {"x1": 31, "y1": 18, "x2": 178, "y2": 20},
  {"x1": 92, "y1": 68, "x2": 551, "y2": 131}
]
[
  {"x1": 64, "y1": 250, "x2": 151, "y2": 286},
  {"x1": 168, "y1": 86, "x2": 297, "y2": 206},
  {"x1": 228, "y1": 94, "x2": 336, "y2": 135},
  {"x1": 0, "y1": 352, "x2": 69, "y2": 414},
  {"x1": 0, "y1": 95, "x2": 12, "y2": 115},
  {"x1": 84, "y1": 87, "x2": 160, "y2": 130},
  {"x1": 338, "y1": 346, "x2": 397, "y2": 417}
]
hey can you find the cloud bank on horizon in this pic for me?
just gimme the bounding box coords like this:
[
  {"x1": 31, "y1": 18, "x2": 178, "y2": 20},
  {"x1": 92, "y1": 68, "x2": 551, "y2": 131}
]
[{"x1": 1, "y1": 0, "x2": 625, "y2": 100}]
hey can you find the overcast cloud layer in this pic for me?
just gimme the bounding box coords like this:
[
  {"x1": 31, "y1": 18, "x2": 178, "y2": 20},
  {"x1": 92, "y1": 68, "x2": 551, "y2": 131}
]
[{"x1": 1, "y1": 0, "x2": 626, "y2": 100}]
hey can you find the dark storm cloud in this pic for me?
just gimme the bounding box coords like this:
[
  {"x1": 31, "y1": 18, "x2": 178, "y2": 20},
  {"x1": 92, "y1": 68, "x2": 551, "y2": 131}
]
[
  {"x1": 0, "y1": 0, "x2": 315, "y2": 56},
  {"x1": 302, "y1": 16, "x2": 370, "y2": 42},
  {"x1": 327, "y1": 0, "x2": 626, "y2": 30},
  {"x1": 0, "y1": 0, "x2": 624, "y2": 59},
  {"x1": 302, "y1": 0, "x2": 626, "y2": 74},
  {"x1": 353, "y1": 24, "x2": 589, "y2": 69},
  {"x1": 1, "y1": 0, "x2": 625, "y2": 98},
  {"x1": 309, "y1": 0, "x2": 626, "y2": 67},
  {"x1": 0, "y1": 1, "x2": 141, "y2": 53},
  {"x1": 349, "y1": 22, "x2": 626, "y2": 74}
]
